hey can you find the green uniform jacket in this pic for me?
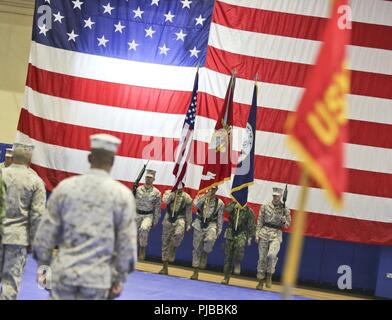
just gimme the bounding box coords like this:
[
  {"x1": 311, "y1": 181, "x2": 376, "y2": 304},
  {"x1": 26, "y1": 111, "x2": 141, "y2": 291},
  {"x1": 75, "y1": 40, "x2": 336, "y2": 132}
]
[{"x1": 224, "y1": 202, "x2": 256, "y2": 241}]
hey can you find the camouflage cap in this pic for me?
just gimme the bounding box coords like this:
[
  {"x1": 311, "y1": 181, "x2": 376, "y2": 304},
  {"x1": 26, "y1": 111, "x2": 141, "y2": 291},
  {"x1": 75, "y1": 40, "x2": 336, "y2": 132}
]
[
  {"x1": 272, "y1": 187, "x2": 283, "y2": 196},
  {"x1": 145, "y1": 169, "x2": 156, "y2": 178},
  {"x1": 13, "y1": 142, "x2": 34, "y2": 154},
  {"x1": 5, "y1": 148, "x2": 13, "y2": 157},
  {"x1": 90, "y1": 134, "x2": 121, "y2": 153}
]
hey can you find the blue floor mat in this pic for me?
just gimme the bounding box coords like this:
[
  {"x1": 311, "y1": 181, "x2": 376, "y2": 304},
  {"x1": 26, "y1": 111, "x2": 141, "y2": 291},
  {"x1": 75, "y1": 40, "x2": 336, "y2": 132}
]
[{"x1": 17, "y1": 257, "x2": 311, "y2": 300}]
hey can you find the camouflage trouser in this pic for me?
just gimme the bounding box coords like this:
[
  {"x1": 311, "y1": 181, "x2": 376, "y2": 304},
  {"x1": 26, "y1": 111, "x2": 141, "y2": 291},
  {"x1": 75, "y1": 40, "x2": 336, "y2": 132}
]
[
  {"x1": 50, "y1": 281, "x2": 109, "y2": 300},
  {"x1": 257, "y1": 237, "x2": 281, "y2": 279},
  {"x1": 162, "y1": 218, "x2": 186, "y2": 262},
  {"x1": 192, "y1": 226, "x2": 217, "y2": 269},
  {"x1": 223, "y1": 234, "x2": 247, "y2": 275},
  {"x1": 0, "y1": 241, "x2": 3, "y2": 282},
  {"x1": 136, "y1": 213, "x2": 153, "y2": 248},
  {"x1": 0, "y1": 244, "x2": 28, "y2": 300}
]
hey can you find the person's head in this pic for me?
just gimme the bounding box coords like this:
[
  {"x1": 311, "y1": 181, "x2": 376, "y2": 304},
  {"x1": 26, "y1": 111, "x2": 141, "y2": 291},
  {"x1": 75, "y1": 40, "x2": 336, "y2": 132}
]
[
  {"x1": 12, "y1": 143, "x2": 33, "y2": 166},
  {"x1": 145, "y1": 169, "x2": 156, "y2": 186},
  {"x1": 88, "y1": 134, "x2": 121, "y2": 173},
  {"x1": 207, "y1": 185, "x2": 218, "y2": 198},
  {"x1": 4, "y1": 148, "x2": 13, "y2": 167},
  {"x1": 272, "y1": 187, "x2": 283, "y2": 204}
]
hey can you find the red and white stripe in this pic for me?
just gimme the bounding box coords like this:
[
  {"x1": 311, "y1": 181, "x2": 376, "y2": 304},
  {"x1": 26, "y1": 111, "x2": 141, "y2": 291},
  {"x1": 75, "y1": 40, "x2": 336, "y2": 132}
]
[
  {"x1": 18, "y1": 0, "x2": 392, "y2": 245},
  {"x1": 172, "y1": 123, "x2": 194, "y2": 190}
]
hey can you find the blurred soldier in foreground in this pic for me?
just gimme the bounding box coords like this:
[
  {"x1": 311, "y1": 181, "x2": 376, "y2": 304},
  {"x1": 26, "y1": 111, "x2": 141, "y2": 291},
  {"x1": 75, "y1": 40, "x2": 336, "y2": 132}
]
[
  {"x1": 0, "y1": 143, "x2": 46, "y2": 300},
  {"x1": 0, "y1": 172, "x2": 5, "y2": 282},
  {"x1": 221, "y1": 201, "x2": 256, "y2": 285},
  {"x1": 33, "y1": 134, "x2": 137, "y2": 300},
  {"x1": 190, "y1": 186, "x2": 224, "y2": 280},
  {"x1": 134, "y1": 169, "x2": 161, "y2": 260},
  {"x1": 256, "y1": 187, "x2": 291, "y2": 290},
  {"x1": 159, "y1": 183, "x2": 193, "y2": 275},
  {"x1": 0, "y1": 148, "x2": 13, "y2": 170}
]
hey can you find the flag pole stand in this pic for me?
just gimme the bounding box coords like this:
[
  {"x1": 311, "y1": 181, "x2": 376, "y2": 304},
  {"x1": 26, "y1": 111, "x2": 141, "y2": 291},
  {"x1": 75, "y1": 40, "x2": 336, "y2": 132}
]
[{"x1": 281, "y1": 170, "x2": 309, "y2": 300}]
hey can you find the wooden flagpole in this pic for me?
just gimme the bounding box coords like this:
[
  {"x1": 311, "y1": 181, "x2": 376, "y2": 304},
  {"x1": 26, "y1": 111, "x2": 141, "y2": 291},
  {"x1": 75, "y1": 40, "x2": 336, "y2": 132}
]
[{"x1": 282, "y1": 170, "x2": 309, "y2": 299}]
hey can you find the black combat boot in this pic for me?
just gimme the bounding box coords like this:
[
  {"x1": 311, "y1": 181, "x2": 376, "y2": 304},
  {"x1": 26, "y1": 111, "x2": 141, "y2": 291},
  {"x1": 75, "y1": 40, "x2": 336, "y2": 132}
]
[
  {"x1": 190, "y1": 268, "x2": 199, "y2": 280},
  {"x1": 159, "y1": 261, "x2": 169, "y2": 275}
]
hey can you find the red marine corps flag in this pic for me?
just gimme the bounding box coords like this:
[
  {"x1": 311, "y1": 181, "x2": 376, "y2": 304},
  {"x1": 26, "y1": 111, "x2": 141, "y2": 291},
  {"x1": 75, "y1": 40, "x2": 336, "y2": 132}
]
[
  {"x1": 198, "y1": 73, "x2": 236, "y2": 195},
  {"x1": 285, "y1": 0, "x2": 351, "y2": 208},
  {"x1": 282, "y1": 0, "x2": 351, "y2": 298}
]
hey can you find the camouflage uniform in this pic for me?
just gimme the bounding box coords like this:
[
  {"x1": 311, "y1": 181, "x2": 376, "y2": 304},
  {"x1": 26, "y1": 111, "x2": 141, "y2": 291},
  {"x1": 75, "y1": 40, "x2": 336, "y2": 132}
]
[
  {"x1": 256, "y1": 201, "x2": 291, "y2": 280},
  {"x1": 0, "y1": 175, "x2": 5, "y2": 282},
  {"x1": 192, "y1": 196, "x2": 224, "y2": 269},
  {"x1": 135, "y1": 185, "x2": 161, "y2": 249},
  {"x1": 0, "y1": 164, "x2": 46, "y2": 300},
  {"x1": 161, "y1": 190, "x2": 192, "y2": 263},
  {"x1": 33, "y1": 169, "x2": 137, "y2": 300},
  {"x1": 223, "y1": 202, "x2": 256, "y2": 277}
]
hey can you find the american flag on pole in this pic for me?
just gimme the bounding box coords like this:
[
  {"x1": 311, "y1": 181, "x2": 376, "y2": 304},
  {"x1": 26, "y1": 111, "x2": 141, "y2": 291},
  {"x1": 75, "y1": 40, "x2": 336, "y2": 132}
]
[
  {"x1": 18, "y1": 0, "x2": 392, "y2": 245},
  {"x1": 172, "y1": 69, "x2": 199, "y2": 191}
]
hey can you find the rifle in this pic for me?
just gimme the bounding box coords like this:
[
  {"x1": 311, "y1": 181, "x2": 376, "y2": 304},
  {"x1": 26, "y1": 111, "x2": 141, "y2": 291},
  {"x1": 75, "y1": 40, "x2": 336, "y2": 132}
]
[
  {"x1": 132, "y1": 160, "x2": 149, "y2": 196},
  {"x1": 283, "y1": 184, "x2": 288, "y2": 208}
]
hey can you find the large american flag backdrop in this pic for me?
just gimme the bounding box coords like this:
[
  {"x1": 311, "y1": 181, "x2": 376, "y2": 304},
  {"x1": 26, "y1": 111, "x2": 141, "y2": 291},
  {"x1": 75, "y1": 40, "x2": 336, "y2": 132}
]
[{"x1": 17, "y1": 0, "x2": 392, "y2": 245}]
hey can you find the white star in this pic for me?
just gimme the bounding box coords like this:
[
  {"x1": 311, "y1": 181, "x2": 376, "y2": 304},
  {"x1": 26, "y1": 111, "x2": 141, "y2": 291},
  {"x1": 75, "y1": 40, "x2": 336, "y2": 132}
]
[
  {"x1": 189, "y1": 46, "x2": 201, "y2": 58},
  {"x1": 72, "y1": 0, "x2": 83, "y2": 10},
  {"x1": 133, "y1": 7, "x2": 144, "y2": 19},
  {"x1": 195, "y1": 15, "x2": 206, "y2": 26},
  {"x1": 103, "y1": 2, "x2": 115, "y2": 15},
  {"x1": 38, "y1": 24, "x2": 49, "y2": 36},
  {"x1": 164, "y1": 11, "x2": 175, "y2": 22},
  {"x1": 128, "y1": 40, "x2": 139, "y2": 51},
  {"x1": 114, "y1": 21, "x2": 125, "y2": 33},
  {"x1": 175, "y1": 29, "x2": 187, "y2": 41},
  {"x1": 67, "y1": 30, "x2": 79, "y2": 42},
  {"x1": 145, "y1": 26, "x2": 156, "y2": 38},
  {"x1": 181, "y1": 0, "x2": 192, "y2": 9},
  {"x1": 84, "y1": 17, "x2": 95, "y2": 29},
  {"x1": 151, "y1": 0, "x2": 159, "y2": 6},
  {"x1": 53, "y1": 11, "x2": 64, "y2": 23},
  {"x1": 158, "y1": 44, "x2": 170, "y2": 55},
  {"x1": 97, "y1": 35, "x2": 109, "y2": 47}
]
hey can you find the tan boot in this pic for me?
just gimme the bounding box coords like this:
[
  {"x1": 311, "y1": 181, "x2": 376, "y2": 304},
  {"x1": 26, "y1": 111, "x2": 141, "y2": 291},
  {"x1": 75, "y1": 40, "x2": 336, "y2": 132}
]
[
  {"x1": 221, "y1": 275, "x2": 230, "y2": 285},
  {"x1": 233, "y1": 262, "x2": 241, "y2": 275},
  {"x1": 256, "y1": 279, "x2": 265, "y2": 290},
  {"x1": 266, "y1": 273, "x2": 272, "y2": 288},
  {"x1": 159, "y1": 261, "x2": 169, "y2": 275},
  {"x1": 139, "y1": 247, "x2": 146, "y2": 261},
  {"x1": 190, "y1": 268, "x2": 199, "y2": 280}
]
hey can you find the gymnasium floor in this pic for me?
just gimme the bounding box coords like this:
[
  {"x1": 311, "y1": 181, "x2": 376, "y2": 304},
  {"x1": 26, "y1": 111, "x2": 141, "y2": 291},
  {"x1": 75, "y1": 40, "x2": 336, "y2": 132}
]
[{"x1": 18, "y1": 257, "x2": 369, "y2": 300}]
